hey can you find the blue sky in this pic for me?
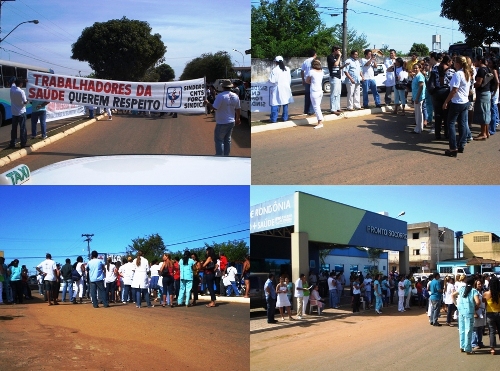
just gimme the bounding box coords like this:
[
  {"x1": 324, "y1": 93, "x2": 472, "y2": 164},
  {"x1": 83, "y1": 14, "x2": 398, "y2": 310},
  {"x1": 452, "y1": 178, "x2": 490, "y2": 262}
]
[
  {"x1": 251, "y1": 185, "x2": 500, "y2": 237},
  {"x1": 315, "y1": 0, "x2": 466, "y2": 55},
  {"x1": 0, "y1": 186, "x2": 249, "y2": 274},
  {"x1": 0, "y1": 0, "x2": 251, "y2": 78}
]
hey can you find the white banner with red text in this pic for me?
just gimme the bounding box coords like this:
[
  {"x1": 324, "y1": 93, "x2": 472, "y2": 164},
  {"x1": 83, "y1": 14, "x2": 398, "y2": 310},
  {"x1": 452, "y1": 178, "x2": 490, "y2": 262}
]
[{"x1": 27, "y1": 71, "x2": 206, "y2": 113}]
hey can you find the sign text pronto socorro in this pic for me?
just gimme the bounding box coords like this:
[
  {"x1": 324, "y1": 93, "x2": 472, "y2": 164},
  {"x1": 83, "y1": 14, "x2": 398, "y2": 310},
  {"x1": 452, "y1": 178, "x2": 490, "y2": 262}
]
[{"x1": 27, "y1": 71, "x2": 206, "y2": 113}]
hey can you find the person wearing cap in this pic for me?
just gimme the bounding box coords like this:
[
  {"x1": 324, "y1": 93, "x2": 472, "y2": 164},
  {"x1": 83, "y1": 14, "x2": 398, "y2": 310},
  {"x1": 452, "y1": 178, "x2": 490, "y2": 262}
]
[
  {"x1": 9, "y1": 77, "x2": 29, "y2": 149},
  {"x1": 204, "y1": 80, "x2": 241, "y2": 156},
  {"x1": 268, "y1": 56, "x2": 293, "y2": 123},
  {"x1": 327, "y1": 46, "x2": 347, "y2": 114},
  {"x1": 36, "y1": 253, "x2": 58, "y2": 306}
]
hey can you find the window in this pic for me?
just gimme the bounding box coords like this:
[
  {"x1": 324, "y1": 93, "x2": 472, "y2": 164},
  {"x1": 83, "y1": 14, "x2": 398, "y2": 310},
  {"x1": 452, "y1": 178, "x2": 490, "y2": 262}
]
[
  {"x1": 412, "y1": 232, "x2": 419, "y2": 239},
  {"x1": 473, "y1": 235, "x2": 490, "y2": 243},
  {"x1": 2, "y1": 65, "x2": 15, "y2": 87},
  {"x1": 440, "y1": 267, "x2": 452, "y2": 274},
  {"x1": 349, "y1": 265, "x2": 358, "y2": 273},
  {"x1": 413, "y1": 249, "x2": 420, "y2": 255}
]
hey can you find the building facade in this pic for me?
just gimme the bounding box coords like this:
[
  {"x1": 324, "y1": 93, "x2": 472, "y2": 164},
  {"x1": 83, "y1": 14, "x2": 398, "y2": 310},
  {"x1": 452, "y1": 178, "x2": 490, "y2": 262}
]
[
  {"x1": 463, "y1": 231, "x2": 500, "y2": 260},
  {"x1": 388, "y1": 222, "x2": 454, "y2": 273}
]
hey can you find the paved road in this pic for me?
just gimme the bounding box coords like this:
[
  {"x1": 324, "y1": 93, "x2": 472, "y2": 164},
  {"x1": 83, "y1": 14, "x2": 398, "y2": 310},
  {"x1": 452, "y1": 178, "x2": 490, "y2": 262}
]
[
  {"x1": 1, "y1": 112, "x2": 250, "y2": 171},
  {"x1": 252, "y1": 109, "x2": 500, "y2": 185},
  {"x1": 251, "y1": 303, "x2": 499, "y2": 371}
]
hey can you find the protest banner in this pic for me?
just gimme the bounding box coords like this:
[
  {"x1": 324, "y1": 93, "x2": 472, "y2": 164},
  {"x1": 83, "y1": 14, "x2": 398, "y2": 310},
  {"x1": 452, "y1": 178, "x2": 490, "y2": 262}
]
[
  {"x1": 251, "y1": 82, "x2": 272, "y2": 113},
  {"x1": 27, "y1": 71, "x2": 206, "y2": 114}
]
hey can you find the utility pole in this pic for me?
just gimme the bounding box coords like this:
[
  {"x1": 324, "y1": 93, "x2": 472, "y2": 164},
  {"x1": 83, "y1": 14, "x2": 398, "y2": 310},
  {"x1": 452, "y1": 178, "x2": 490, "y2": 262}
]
[
  {"x1": 82, "y1": 234, "x2": 94, "y2": 261},
  {"x1": 342, "y1": 0, "x2": 348, "y2": 59}
]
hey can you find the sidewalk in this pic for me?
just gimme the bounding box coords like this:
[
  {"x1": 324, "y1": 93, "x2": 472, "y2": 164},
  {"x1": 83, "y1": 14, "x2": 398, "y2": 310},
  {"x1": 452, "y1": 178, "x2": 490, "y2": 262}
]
[{"x1": 251, "y1": 105, "x2": 413, "y2": 134}]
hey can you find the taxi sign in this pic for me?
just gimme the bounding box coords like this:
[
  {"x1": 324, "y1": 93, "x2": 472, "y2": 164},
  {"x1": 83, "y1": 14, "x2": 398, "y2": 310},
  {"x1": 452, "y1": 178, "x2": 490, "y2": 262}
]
[{"x1": 0, "y1": 164, "x2": 31, "y2": 185}]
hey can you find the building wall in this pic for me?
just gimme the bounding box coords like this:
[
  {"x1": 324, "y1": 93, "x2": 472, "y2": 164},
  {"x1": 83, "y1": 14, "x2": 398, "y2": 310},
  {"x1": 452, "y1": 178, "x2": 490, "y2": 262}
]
[
  {"x1": 404, "y1": 222, "x2": 454, "y2": 272},
  {"x1": 463, "y1": 232, "x2": 500, "y2": 260},
  {"x1": 323, "y1": 247, "x2": 389, "y2": 285}
]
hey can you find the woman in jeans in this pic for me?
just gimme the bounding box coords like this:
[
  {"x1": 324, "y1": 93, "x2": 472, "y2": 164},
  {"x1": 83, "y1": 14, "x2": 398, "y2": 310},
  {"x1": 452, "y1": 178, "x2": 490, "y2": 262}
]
[
  {"x1": 160, "y1": 253, "x2": 174, "y2": 308},
  {"x1": 483, "y1": 276, "x2": 500, "y2": 355},
  {"x1": 430, "y1": 55, "x2": 455, "y2": 140},
  {"x1": 473, "y1": 57, "x2": 492, "y2": 140},
  {"x1": 442, "y1": 56, "x2": 471, "y2": 157},
  {"x1": 202, "y1": 247, "x2": 217, "y2": 307}
]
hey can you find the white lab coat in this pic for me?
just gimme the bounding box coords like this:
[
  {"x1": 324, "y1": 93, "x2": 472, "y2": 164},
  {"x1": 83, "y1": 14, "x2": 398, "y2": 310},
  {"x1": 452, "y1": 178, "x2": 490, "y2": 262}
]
[
  {"x1": 131, "y1": 257, "x2": 150, "y2": 289},
  {"x1": 268, "y1": 65, "x2": 293, "y2": 106}
]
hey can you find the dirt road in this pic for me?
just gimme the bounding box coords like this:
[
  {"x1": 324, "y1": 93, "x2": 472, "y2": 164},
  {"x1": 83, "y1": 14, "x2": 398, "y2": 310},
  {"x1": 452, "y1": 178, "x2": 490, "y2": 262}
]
[
  {"x1": 0, "y1": 295, "x2": 248, "y2": 371},
  {"x1": 251, "y1": 304, "x2": 499, "y2": 371}
]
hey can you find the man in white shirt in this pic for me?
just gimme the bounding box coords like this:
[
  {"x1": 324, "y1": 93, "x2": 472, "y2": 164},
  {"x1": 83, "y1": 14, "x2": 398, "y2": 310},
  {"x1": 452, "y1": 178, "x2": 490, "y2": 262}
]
[
  {"x1": 206, "y1": 80, "x2": 241, "y2": 156},
  {"x1": 361, "y1": 49, "x2": 382, "y2": 108},
  {"x1": 300, "y1": 49, "x2": 317, "y2": 115},
  {"x1": 9, "y1": 78, "x2": 28, "y2": 148},
  {"x1": 225, "y1": 262, "x2": 240, "y2": 296},
  {"x1": 295, "y1": 273, "x2": 306, "y2": 319},
  {"x1": 327, "y1": 272, "x2": 337, "y2": 308},
  {"x1": 36, "y1": 253, "x2": 58, "y2": 306},
  {"x1": 384, "y1": 49, "x2": 397, "y2": 106}
]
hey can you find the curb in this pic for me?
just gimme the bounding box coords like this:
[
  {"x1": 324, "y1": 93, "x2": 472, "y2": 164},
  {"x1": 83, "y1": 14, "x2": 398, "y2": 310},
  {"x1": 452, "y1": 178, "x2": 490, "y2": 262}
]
[
  {"x1": 0, "y1": 114, "x2": 106, "y2": 169},
  {"x1": 251, "y1": 105, "x2": 401, "y2": 134}
]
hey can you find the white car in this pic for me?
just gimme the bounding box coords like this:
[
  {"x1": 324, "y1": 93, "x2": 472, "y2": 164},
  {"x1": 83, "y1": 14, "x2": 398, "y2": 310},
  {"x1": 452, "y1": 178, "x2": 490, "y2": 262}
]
[{"x1": 0, "y1": 155, "x2": 251, "y2": 185}]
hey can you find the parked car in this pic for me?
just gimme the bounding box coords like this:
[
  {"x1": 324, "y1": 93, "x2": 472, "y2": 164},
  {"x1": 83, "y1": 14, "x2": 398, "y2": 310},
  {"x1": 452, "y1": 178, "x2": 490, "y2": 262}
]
[
  {"x1": 249, "y1": 272, "x2": 274, "y2": 310},
  {"x1": 290, "y1": 67, "x2": 330, "y2": 94},
  {"x1": 289, "y1": 63, "x2": 386, "y2": 96}
]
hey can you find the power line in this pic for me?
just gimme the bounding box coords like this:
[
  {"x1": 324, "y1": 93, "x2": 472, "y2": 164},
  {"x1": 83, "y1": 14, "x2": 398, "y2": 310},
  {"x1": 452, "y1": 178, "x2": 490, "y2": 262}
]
[{"x1": 167, "y1": 229, "x2": 250, "y2": 247}]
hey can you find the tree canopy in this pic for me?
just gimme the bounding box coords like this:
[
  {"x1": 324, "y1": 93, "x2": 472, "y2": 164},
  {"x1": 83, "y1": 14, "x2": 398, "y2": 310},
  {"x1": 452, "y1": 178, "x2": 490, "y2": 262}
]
[
  {"x1": 251, "y1": 0, "x2": 368, "y2": 58},
  {"x1": 155, "y1": 64, "x2": 175, "y2": 82},
  {"x1": 126, "y1": 233, "x2": 166, "y2": 263},
  {"x1": 180, "y1": 51, "x2": 233, "y2": 82},
  {"x1": 174, "y1": 240, "x2": 249, "y2": 263},
  {"x1": 409, "y1": 43, "x2": 430, "y2": 57},
  {"x1": 441, "y1": 0, "x2": 500, "y2": 46},
  {"x1": 71, "y1": 17, "x2": 166, "y2": 81}
]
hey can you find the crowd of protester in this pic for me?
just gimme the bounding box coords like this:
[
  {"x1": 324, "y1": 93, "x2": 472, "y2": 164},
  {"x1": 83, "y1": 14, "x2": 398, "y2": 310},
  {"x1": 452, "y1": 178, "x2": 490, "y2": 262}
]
[
  {"x1": 264, "y1": 269, "x2": 500, "y2": 356},
  {"x1": 0, "y1": 249, "x2": 247, "y2": 308},
  {"x1": 267, "y1": 48, "x2": 499, "y2": 156}
]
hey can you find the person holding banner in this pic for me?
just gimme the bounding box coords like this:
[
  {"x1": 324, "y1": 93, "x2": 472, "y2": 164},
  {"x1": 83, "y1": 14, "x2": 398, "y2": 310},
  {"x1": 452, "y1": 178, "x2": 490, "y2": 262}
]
[
  {"x1": 205, "y1": 80, "x2": 241, "y2": 156},
  {"x1": 9, "y1": 78, "x2": 29, "y2": 149},
  {"x1": 268, "y1": 56, "x2": 293, "y2": 123},
  {"x1": 30, "y1": 100, "x2": 50, "y2": 139}
]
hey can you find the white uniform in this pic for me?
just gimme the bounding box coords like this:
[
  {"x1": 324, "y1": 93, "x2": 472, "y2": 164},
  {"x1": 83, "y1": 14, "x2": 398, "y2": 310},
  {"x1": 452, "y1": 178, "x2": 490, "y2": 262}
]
[
  {"x1": 131, "y1": 257, "x2": 150, "y2": 289},
  {"x1": 268, "y1": 65, "x2": 293, "y2": 106}
]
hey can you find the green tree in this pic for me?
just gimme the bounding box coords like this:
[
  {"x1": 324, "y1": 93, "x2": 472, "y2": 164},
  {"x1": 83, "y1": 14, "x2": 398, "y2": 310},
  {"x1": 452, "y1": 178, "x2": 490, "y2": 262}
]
[
  {"x1": 173, "y1": 239, "x2": 249, "y2": 263},
  {"x1": 155, "y1": 64, "x2": 175, "y2": 82},
  {"x1": 252, "y1": 0, "x2": 330, "y2": 58},
  {"x1": 251, "y1": 0, "x2": 368, "y2": 58},
  {"x1": 441, "y1": 0, "x2": 500, "y2": 46},
  {"x1": 180, "y1": 51, "x2": 233, "y2": 82},
  {"x1": 333, "y1": 27, "x2": 370, "y2": 56},
  {"x1": 409, "y1": 43, "x2": 430, "y2": 56},
  {"x1": 126, "y1": 233, "x2": 166, "y2": 263},
  {"x1": 71, "y1": 17, "x2": 166, "y2": 81}
]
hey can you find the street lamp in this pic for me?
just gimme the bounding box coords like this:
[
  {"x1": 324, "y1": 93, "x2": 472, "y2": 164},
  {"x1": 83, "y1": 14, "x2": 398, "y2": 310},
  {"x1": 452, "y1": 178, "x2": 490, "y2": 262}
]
[
  {"x1": 232, "y1": 48, "x2": 244, "y2": 67},
  {"x1": 0, "y1": 20, "x2": 39, "y2": 43},
  {"x1": 396, "y1": 211, "x2": 405, "y2": 218}
]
